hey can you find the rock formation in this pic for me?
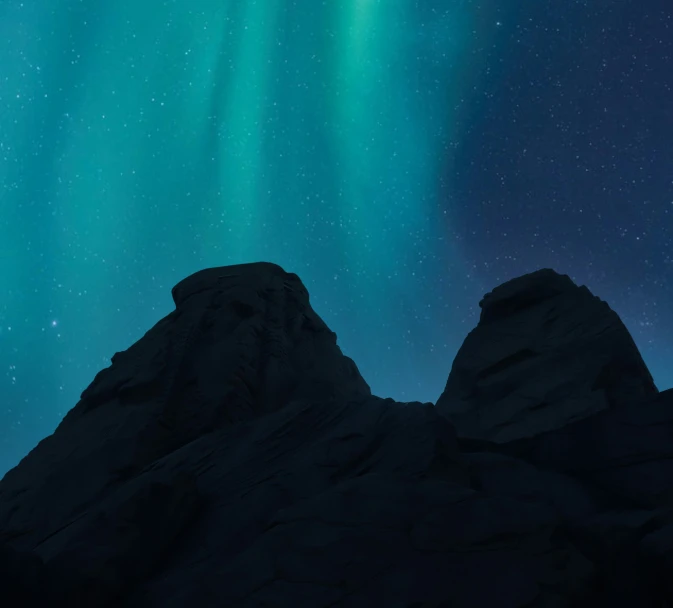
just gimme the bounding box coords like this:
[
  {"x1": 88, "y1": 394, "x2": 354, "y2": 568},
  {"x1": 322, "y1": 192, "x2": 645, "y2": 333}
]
[
  {"x1": 1, "y1": 262, "x2": 671, "y2": 607},
  {"x1": 435, "y1": 268, "x2": 658, "y2": 442}
]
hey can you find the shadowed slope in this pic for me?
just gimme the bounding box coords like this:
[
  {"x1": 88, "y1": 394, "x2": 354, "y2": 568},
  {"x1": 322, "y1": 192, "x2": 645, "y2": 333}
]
[{"x1": 0, "y1": 264, "x2": 671, "y2": 607}]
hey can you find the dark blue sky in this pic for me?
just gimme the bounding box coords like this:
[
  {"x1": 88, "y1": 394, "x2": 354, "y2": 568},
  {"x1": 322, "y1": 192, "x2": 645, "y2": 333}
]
[{"x1": 1, "y1": 0, "x2": 671, "y2": 478}]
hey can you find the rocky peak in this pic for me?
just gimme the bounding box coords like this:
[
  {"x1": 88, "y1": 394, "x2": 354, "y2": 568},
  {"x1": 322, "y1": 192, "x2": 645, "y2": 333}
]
[
  {"x1": 436, "y1": 268, "x2": 657, "y2": 443},
  {"x1": 0, "y1": 262, "x2": 370, "y2": 557},
  {"x1": 1, "y1": 263, "x2": 671, "y2": 607}
]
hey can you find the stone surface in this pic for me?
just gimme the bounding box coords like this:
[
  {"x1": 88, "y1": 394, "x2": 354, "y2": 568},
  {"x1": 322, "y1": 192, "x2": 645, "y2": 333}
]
[
  {"x1": 435, "y1": 268, "x2": 657, "y2": 443},
  {"x1": 0, "y1": 263, "x2": 671, "y2": 607}
]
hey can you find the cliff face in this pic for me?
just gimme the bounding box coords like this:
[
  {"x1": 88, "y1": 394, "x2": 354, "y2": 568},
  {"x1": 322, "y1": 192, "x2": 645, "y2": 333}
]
[{"x1": 1, "y1": 264, "x2": 672, "y2": 607}]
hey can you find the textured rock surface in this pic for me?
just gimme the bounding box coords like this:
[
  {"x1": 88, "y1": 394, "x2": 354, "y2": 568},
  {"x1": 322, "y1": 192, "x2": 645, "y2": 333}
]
[
  {"x1": 435, "y1": 268, "x2": 657, "y2": 442},
  {"x1": 1, "y1": 263, "x2": 671, "y2": 607}
]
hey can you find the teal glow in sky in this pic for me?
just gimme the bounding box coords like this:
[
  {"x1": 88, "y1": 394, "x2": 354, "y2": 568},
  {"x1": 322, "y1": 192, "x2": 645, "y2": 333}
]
[{"x1": 2, "y1": 0, "x2": 672, "y2": 477}]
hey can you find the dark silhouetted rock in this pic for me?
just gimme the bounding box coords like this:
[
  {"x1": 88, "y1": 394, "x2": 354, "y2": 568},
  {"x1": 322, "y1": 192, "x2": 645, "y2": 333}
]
[
  {"x1": 435, "y1": 268, "x2": 657, "y2": 442},
  {"x1": 1, "y1": 263, "x2": 671, "y2": 607}
]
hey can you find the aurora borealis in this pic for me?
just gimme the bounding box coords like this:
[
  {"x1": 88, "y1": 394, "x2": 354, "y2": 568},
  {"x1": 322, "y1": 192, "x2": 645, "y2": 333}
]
[{"x1": 1, "y1": 1, "x2": 672, "y2": 477}]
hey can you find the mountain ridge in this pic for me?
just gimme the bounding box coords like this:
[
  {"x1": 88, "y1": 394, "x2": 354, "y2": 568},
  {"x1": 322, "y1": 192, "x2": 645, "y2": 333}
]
[{"x1": 1, "y1": 263, "x2": 671, "y2": 607}]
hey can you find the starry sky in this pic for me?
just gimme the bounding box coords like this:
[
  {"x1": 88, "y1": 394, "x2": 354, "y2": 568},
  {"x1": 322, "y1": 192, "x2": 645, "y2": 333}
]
[{"x1": 1, "y1": 0, "x2": 672, "y2": 478}]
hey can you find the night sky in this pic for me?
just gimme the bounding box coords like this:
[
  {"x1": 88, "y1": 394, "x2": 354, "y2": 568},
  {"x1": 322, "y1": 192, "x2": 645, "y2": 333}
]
[{"x1": 1, "y1": 1, "x2": 672, "y2": 478}]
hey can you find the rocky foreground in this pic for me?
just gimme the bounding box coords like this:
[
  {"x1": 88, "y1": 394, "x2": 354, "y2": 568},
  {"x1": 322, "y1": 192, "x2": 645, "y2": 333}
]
[{"x1": 1, "y1": 263, "x2": 672, "y2": 607}]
